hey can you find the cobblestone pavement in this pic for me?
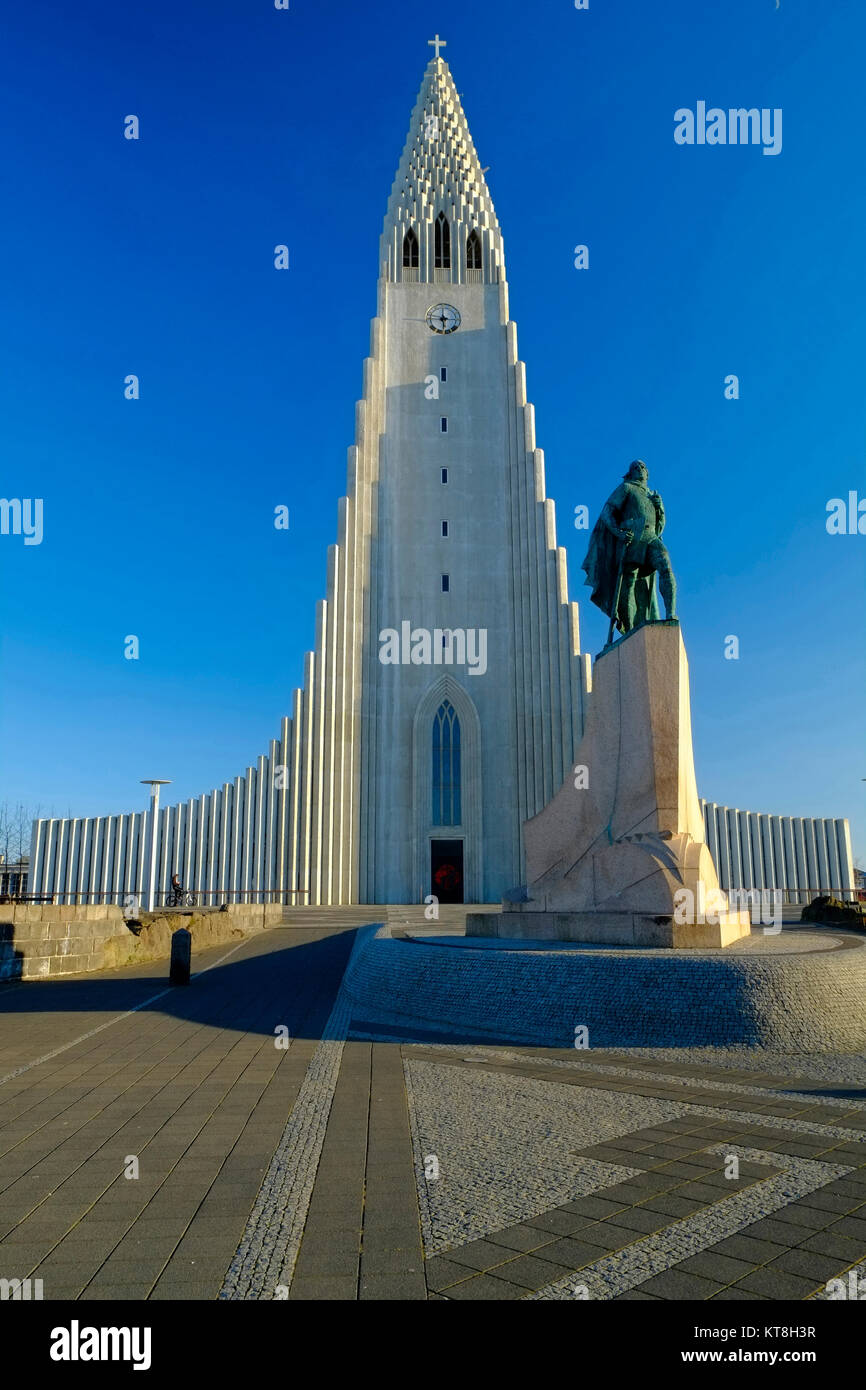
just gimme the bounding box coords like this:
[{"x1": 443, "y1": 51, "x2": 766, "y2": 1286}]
[{"x1": 1, "y1": 919, "x2": 865, "y2": 1300}]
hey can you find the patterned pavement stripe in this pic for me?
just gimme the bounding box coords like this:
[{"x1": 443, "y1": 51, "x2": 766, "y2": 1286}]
[
  {"x1": 528, "y1": 1147, "x2": 852, "y2": 1300},
  {"x1": 219, "y1": 925, "x2": 375, "y2": 1300},
  {"x1": 409, "y1": 1046, "x2": 866, "y2": 1133}
]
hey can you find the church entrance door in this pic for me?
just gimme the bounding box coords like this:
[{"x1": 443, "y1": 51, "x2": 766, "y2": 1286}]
[{"x1": 431, "y1": 839, "x2": 464, "y2": 903}]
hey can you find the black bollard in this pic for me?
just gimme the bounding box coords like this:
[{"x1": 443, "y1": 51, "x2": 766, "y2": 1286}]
[{"x1": 169, "y1": 927, "x2": 191, "y2": 985}]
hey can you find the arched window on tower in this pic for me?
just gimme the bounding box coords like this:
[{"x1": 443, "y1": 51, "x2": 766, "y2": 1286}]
[
  {"x1": 402, "y1": 226, "x2": 419, "y2": 268},
  {"x1": 432, "y1": 699, "x2": 461, "y2": 825},
  {"x1": 466, "y1": 229, "x2": 482, "y2": 271},
  {"x1": 434, "y1": 213, "x2": 451, "y2": 270}
]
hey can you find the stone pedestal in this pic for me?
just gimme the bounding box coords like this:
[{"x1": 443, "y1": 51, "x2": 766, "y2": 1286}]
[{"x1": 469, "y1": 621, "x2": 750, "y2": 947}]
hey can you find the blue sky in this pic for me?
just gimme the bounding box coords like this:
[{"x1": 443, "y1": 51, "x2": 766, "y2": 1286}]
[{"x1": 1, "y1": 0, "x2": 864, "y2": 865}]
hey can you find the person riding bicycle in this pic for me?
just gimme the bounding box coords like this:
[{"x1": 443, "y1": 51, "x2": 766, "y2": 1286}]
[{"x1": 170, "y1": 873, "x2": 182, "y2": 906}]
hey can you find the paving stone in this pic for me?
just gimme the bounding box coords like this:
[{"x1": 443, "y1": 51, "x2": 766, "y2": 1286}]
[
  {"x1": 358, "y1": 1271, "x2": 426, "y2": 1300},
  {"x1": 560, "y1": 1196, "x2": 627, "y2": 1219},
  {"x1": 444, "y1": 1272, "x2": 527, "y2": 1300},
  {"x1": 739, "y1": 1218, "x2": 809, "y2": 1248},
  {"x1": 360, "y1": 1248, "x2": 423, "y2": 1276},
  {"x1": 797, "y1": 1230, "x2": 866, "y2": 1260},
  {"x1": 708, "y1": 1233, "x2": 791, "y2": 1264},
  {"x1": 734, "y1": 1267, "x2": 821, "y2": 1299},
  {"x1": 285, "y1": 1274, "x2": 357, "y2": 1301},
  {"x1": 632, "y1": 1270, "x2": 724, "y2": 1299},
  {"x1": 710, "y1": 1288, "x2": 768, "y2": 1300},
  {"x1": 79, "y1": 1279, "x2": 154, "y2": 1301},
  {"x1": 800, "y1": 1190, "x2": 863, "y2": 1215},
  {"x1": 605, "y1": 1208, "x2": 672, "y2": 1235},
  {"x1": 445, "y1": 1238, "x2": 519, "y2": 1271},
  {"x1": 485, "y1": 1223, "x2": 555, "y2": 1252},
  {"x1": 541, "y1": 1236, "x2": 619, "y2": 1269},
  {"x1": 523, "y1": 1209, "x2": 588, "y2": 1236},
  {"x1": 570, "y1": 1224, "x2": 632, "y2": 1252},
  {"x1": 675, "y1": 1251, "x2": 756, "y2": 1283},
  {"x1": 668, "y1": 1182, "x2": 725, "y2": 1205},
  {"x1": 491, "y1": 1253, "x2": 578, "y2": 1290},
  {"x1": 424, "y1": 1256, "x2": 476, "y2": 1291},
  {"x1": 767, "y1": 1247, "x2": 857, "y2": 1283},
  {"x1": 826, "y1": 1214, "x2": 866, "y2": 1241},
  {"x1": 768, "y1": 1203, "x2": 833, "y2": 1232},
  {"x1": 641, "y1": 1194, "x2": 706, "y2": 1219}
]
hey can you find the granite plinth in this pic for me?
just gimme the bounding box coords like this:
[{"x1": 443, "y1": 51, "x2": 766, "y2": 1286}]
[{"x1": 482, "y1": 621, "x2": 750, "y2": 948}]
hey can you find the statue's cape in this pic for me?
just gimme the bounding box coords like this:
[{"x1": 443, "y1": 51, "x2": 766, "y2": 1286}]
[{"x1": 581, "y1": 516, "x2": 660, "y2": 631}]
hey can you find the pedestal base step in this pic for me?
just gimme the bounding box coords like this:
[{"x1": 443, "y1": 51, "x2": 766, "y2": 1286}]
[{"x1": 466, "y1": 907, "x2": 751, "y2": 949}]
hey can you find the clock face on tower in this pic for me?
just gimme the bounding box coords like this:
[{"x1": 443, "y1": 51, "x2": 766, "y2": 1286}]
[{"x1": 425, "y1": 303, "x2": 461, "y2": 334}]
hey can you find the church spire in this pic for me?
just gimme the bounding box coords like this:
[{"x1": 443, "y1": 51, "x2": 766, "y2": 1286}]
[{"x1": 381, "y1": 48, "x2": 504, "y2": 285}]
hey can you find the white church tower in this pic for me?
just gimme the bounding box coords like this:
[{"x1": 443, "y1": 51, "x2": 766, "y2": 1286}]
[
  {"x1": 353, "y1": 42, "x2": 589, "y2": 902},
  {"x1": 29, "y1": 43, "x2": 590, "y2": 909}
]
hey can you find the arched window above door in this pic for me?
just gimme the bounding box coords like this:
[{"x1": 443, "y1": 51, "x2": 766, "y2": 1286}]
[{"x1": 432, "y1": 699, "x2": 461, "y2": 825}]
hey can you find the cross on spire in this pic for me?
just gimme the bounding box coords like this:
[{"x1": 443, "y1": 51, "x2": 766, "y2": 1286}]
[{"x1": 427, "y1": 34, "x2": 447, "y2": 60}]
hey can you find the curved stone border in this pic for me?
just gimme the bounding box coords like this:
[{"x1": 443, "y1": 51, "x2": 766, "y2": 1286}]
[{"x1": 343, "y1": 928, "x2": 866, "y2": 1050}]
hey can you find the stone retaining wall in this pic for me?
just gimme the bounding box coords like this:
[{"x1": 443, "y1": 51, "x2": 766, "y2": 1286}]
[
  {"x1": 343, "y1": 930, "x2": 866, "y2": 1051},
  {"x1": 0, "y1": 904, "x2": 284, "y2": 981}
]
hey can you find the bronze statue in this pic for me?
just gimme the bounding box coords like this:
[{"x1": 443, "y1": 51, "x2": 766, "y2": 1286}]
[{"x1": 582, "y1": 460, "x2": 677, "y2": 642}]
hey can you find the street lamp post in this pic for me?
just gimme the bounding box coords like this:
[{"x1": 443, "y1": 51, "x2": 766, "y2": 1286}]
[{"x1": 141, "y1": 780, "x2": 171, "y2": 913}]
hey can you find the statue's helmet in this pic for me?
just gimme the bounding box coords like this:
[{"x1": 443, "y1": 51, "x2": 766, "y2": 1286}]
[{"x1": 624, "y1": 459, "x2": 648, "y2": 481}]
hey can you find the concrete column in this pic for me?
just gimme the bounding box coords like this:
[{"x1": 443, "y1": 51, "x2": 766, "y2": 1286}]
[
  {"x1": 230, "y1": 777, "x2": 244, "y2": 900},
  {"x1": 195, "y1": 793, "x2": 208, "y2": 898},
  {"x1": 30, "y1": 819, "x2": 47, "y2": 896},
  {"x1": 267, "y1": 738, "x2": 281, "y2": 903},
  {"x1": 815, "y1": 819, "x2": 831, "y2": 894},
  {"x1": 791, "y1": 818, "x2": 808, "y2": 904},
  {"x1": 739, "y1": 811, "x2": 754, "y2": 890},
  {"x1": 254, "y1": 756, "x2": 267, "y2": 903},
  {"x1": 726, "y1": 808, "x2": 742, "y2": 888},
  {"x1": 836, "y1": 819, "x2": 854, "y2": 897},
  {"x1": 240, "y1": 769, "x2": 255, "y2": 902},
  {"x1": 218, "y1": 784, "x2": 232, "y2": 906},
  {"x1": 802, "y1": 818, "x2": 819, "y2": 897},
  {"x1": 206, "y1": 788, "x2": 220, "y2": 907}
]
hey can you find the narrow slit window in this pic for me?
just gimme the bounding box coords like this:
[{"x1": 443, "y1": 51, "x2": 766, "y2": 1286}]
[
  {"x1": 441, "y1": 574, "x2": 450, "y2": 592},
  {"x1": 440, "y1": 417, "x2": 447, "y2": 433},
  {"x1": 402, "y1": 226, "x2": 419, "y2": 268},
  {"x1": 466, "y1": 229, "x2": 482, "y2": 270},
  {"x1": 441, "y1": 520, "x2": 449, "y2": 537},
  {"x1": 441, "y1": 468, "x2": 448, "y2": 483},
  {"x1": 434, "y1": 212, "x2": 451, "y2": 269},
  {"x1": 440, "y1": 366, "x2": 447, "y2": 382}
]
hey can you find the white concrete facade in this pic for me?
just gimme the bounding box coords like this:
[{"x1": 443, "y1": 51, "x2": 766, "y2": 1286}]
[{"x1": 701, "y1": 801, "x2": 855, "y2": 903}]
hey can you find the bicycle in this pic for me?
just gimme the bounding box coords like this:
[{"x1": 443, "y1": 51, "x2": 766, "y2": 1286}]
[{"x1": 167, "y1": 889, "x2": 197, "y2": 908}]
